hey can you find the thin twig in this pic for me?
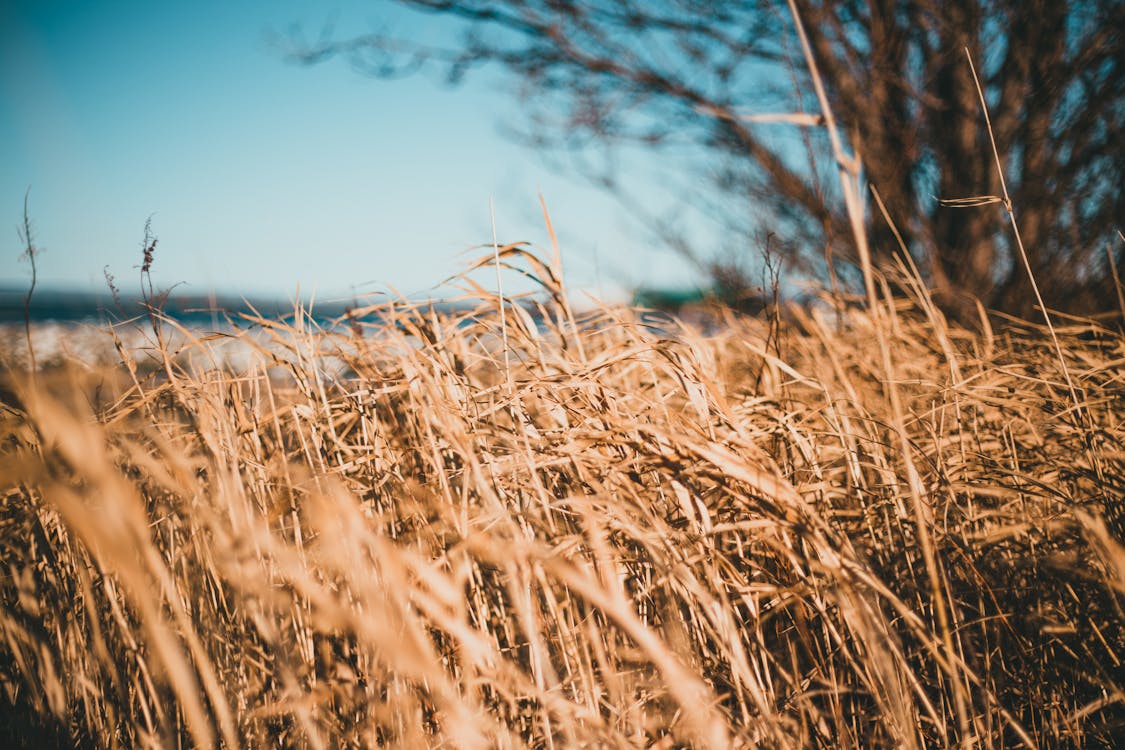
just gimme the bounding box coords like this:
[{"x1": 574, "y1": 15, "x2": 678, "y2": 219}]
[
  {"x1": 19, "y1": 187, "x2": 38, "y2": 372},
  {"x1": 963, "y1": 49, "x2": 1083, "y2": 420},
  {"x1": 490, "y1": 197, "x2": 513, "y2": 398}
]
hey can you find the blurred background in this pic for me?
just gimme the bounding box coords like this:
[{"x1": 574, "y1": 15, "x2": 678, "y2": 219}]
[{"x1": 3, "y1": 0, "x2": 1121, "y2": 320}]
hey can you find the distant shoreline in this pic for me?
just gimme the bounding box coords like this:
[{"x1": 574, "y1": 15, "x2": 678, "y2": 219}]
[{"x1": 0, "y1": 286, "x2": 429, "y2": 326}]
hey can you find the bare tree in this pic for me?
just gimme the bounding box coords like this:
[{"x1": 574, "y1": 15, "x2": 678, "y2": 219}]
[{"x1": 293, "y1": 0, "x2": 1124, "y2": 317}]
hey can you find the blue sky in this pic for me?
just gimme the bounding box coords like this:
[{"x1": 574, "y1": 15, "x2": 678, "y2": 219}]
[{"x1": 1, "y1": 0, "x2": 699, "y2": 300}]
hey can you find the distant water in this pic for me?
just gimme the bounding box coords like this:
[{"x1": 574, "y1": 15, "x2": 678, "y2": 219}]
[{"x1": 0, "y1": 286, "x2": 398, "y2": 328}]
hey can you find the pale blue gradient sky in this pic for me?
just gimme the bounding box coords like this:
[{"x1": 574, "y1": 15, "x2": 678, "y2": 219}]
[{"x1": 1, "y1": 0, "x2": 699, "y2": 300}]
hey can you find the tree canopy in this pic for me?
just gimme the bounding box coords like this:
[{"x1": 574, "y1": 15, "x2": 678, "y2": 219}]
[{"x1": 296, "y1": 0, "x2": 1124, "y2": 317}]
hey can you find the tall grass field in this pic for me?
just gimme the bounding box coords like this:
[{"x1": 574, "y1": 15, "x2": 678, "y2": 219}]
[{"x1": 2, "y1": 247, "x2": 1123, "y2": 748}]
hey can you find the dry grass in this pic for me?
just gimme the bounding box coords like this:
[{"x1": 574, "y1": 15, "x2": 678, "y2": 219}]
[{"x1": 1, "y1": 249, "x2": 1123, "y2": 748}]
